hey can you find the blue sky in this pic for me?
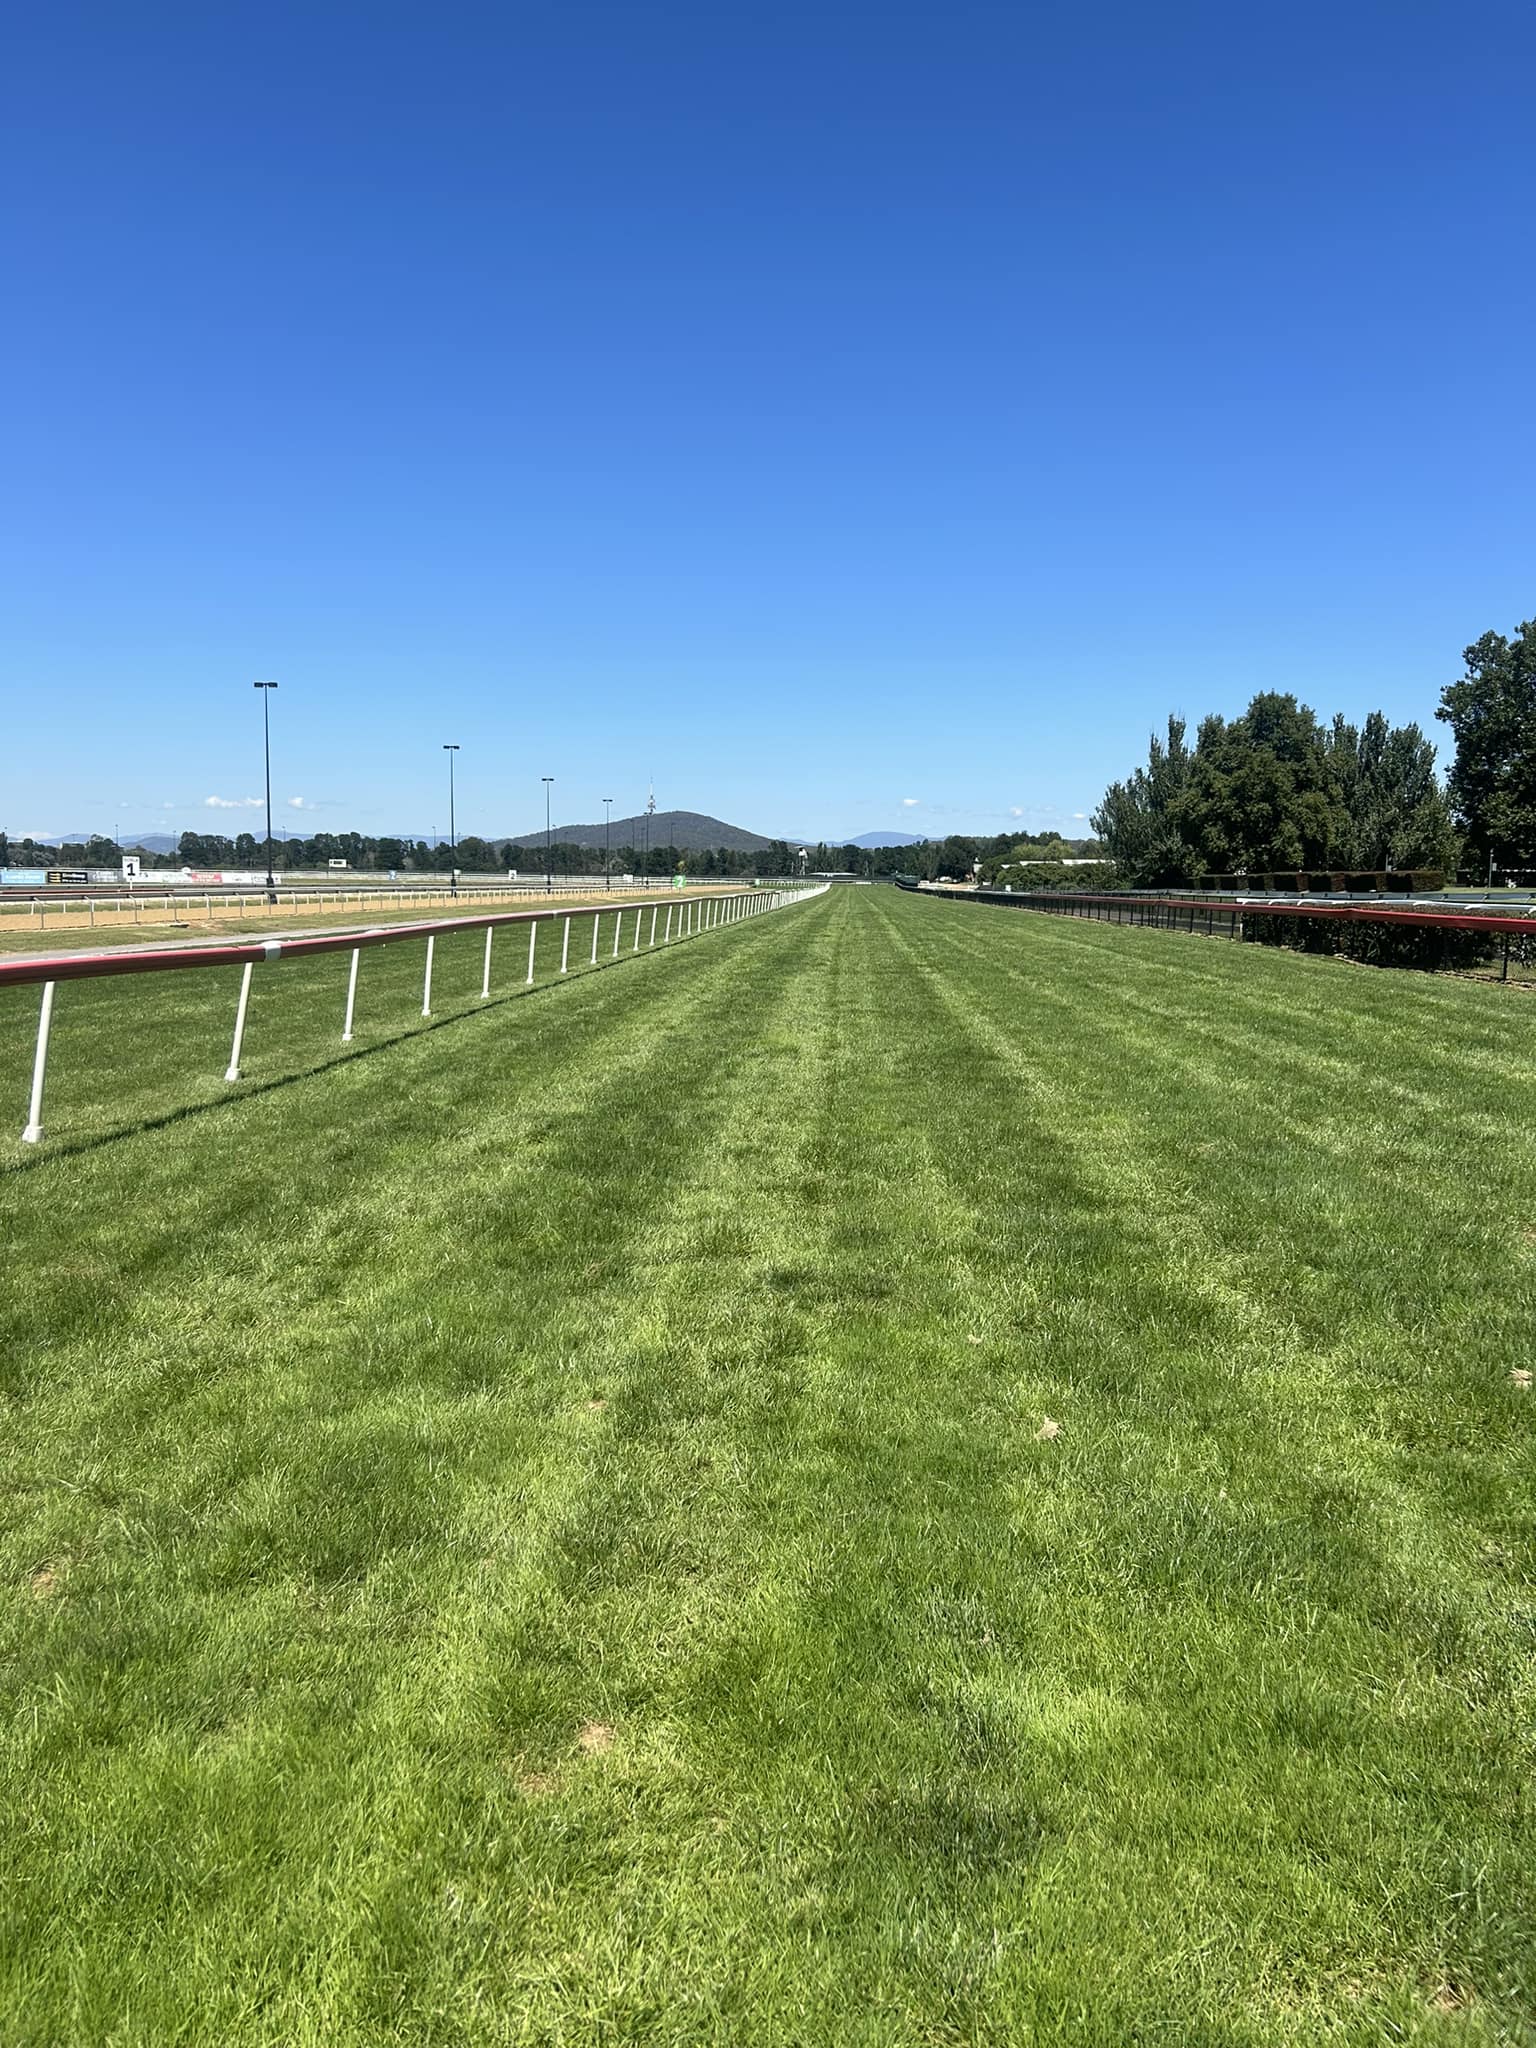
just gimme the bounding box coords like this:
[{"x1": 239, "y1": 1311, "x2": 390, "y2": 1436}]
[{"x1": 3, "y1": 0, "x2": 1533, "y2": 845}]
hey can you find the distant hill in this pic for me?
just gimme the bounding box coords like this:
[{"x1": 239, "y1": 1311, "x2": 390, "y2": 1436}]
[
  {"x1": 127, "y1": 829, "x2": 310, "y2": 853},
  {"x1": 765, "y1": 831, "x2": 927, "y2": 849},
  {"x1": 27, "y1": 813, "x2": 952, "y2": 859},
  {"x1": 21, "y1": 814, "x2": 775, "y2": 856},
  {"x1": 504, "y1": 809, "x2": 774, "y2": 853}
]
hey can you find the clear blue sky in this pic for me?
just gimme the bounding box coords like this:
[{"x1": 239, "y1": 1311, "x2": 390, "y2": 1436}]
[{"x1": 4, "y1": 0, "x2": 1532, "y2": 845}]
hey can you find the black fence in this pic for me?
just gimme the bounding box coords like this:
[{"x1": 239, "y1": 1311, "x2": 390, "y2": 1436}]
[{"x1": 895, "y1": 880, "x2": 1536, "y2": 984}]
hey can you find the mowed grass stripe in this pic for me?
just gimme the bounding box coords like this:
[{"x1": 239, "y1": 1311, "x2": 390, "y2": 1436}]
[
  {"x1": 3, "y1": 901, "x2": 851, "y2": 2041},
  {"x1": 2, "y1": 887, "x2": 1533, "y2": 2045},
  {"x1": 853, "y1": 891, "x2": 1535, "y2": 2036},
  {"x1": 893, "y1": 894, "x2": 1535, "y2": 1395}
]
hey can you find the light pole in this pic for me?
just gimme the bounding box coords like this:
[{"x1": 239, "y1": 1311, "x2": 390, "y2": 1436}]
[
  {"x1": 542, "y1": 777, "x2": 554, "y2": 893},
  {"x1": 443, "y1": 744, "x2": 460, "y2": 896},
  {"x1": 253, "y1": 681, "x2": 278, "y2": 901},
  {"x1": 644, "y1": 781, "x2": 655, "y2": 888},
  {"x1": 603, "y1": 797, "x2": 613, "y2": 889}
]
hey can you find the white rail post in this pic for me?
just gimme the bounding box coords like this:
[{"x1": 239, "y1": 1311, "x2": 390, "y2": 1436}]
[
  {"x1": 561, "y1": 916, "x2": 571, "y2": 973},
  {"x1": 21, "y1": 980, "x2": 56, "y2": 1143},
  {"x1": 482, "y1": 926, "x2": 494, "y2": 998},
  {"x1": 224, "y1": 963, "x2": 253, "y2": 1082},
  {"x1": 649, "y1": 906, "x2": 657, "y2": 946},
  {"x1": 632, "y1": 908, "x2": 641, "y2": 950},
  {"x1": 527, "y1": 921, "x2": 538, "y2": 983},
  {"x1": 590, "y1": 913, "x2": 600, "y2": 966},
  {"x1": 342, "y1": 947, "x2": 361, "y2": 1041},
  {"x1": 664, "y1": 905, "x2": 673, "y2": 942},
  {"x1": 612, "y1": 911, "x2": 621, "y2": 958},
  {"x1": 422, "y1": 934, "x2": 435, "y2": 1016}
]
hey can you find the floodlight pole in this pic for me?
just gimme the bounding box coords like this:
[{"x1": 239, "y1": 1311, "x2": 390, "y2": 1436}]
[
  {"x1": 444, "y1": 744, "x2": 459, "y2": 896},
  {"x1": 542, "y1": 777, "x2": 554, "y2": 893},
  {"x1": 603, "y1": 797, "x2": 612, "y2": 890},
  {"x1": 254, "y1": 680, "x2": 278, "y2": 902}
]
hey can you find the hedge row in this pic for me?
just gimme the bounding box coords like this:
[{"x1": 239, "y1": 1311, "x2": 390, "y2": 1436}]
[{"x1": 1244, "y1": 915, "x2": 1531, "y2": 972}]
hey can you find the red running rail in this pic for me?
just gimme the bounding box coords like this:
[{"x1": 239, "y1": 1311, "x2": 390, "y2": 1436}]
[{"x1": 929, "y1": 886, "x2": 1536, "y2": 938}]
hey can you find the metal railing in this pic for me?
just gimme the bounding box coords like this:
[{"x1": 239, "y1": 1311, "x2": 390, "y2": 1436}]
[
  {"x1": 0, "y1": 875, "x2": 782, "y2": 935},
  {"x1": 5, "y1": 884, "x2": 829, "y2": 1146},
  {"x1": 900, "y1": 880, "x2": 1536, "y2": 979}
]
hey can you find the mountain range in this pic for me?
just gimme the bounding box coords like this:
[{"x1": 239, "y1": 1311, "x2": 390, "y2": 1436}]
[
  {"x1": 22, "y1": 813, "x2": 931, "y2": 856},
  {"x1": 503, "y1": 809, "x2": 773, "y2": 853}
]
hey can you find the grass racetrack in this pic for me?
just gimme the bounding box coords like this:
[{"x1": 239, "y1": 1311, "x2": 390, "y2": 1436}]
[{"x1": 2, "y1": 886, "x2": 1533, "y2": 2045}]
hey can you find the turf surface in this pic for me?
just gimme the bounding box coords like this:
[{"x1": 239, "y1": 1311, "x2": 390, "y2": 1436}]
[{"x1": 2, "y1": 887, "x2": 1533, "y2": 2045}]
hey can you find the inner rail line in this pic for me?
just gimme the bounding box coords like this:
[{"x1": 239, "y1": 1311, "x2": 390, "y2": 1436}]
[
  {"x1": 902, "y1": 881, "x2": 1536, "y2": 958},
  {"x1": 5, "y1": 884, "x2": 828, "y2": 1146}
]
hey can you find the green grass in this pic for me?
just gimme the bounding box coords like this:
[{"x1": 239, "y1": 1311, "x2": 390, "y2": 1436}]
[{"x1": 2, "y1": 888, "x2": 1533, "y2": 2045}]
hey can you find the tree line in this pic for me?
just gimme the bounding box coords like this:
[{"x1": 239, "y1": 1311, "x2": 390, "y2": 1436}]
[
  {"x1": 1094, "y1": 615, "x2": 1536, "y2": 886},
  {"x1": 0, "y1": 827, "x2": 1102, "y2": 882}
]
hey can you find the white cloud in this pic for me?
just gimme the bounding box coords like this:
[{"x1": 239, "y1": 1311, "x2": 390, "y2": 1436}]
[
  {"x1": 1072, "y1": 811, "x2": 1087, "y2": 820},
  {"x1": 901, "y1": 796, "x2": 921, "y2": 808},
  {"x1": 204, "y1": 795, "x2": 263, "y2": 809},
  {"x1": 287, "y1": 796, "x2": 312, "y2": 810},
  {"x1": 1008, "y1": 805, "x2": 1024, "y2": 818}
]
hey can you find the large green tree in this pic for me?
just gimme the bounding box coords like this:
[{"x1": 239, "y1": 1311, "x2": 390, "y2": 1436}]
[
  {"x1": 1173, "y1": 695, "x2": 1348, "y2": 875},
  {"x1": 1092, "y1": 715, "x2": 1198, "y2": 883},
  {"x1": 1097, "y1": 694, "x2": 1457, "y2": 885},
  {"x1": 1437, "y1": 618, "x2": 1536, "y2": 872},
  {"x1": 1331, "y1": 712, "x2": 1457, "y2": 872}
]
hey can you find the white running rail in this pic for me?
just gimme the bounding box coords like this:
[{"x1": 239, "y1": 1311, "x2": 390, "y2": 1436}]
[{"x1": 5, "y1": 884, "x2": 830, "y2": 1146}]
